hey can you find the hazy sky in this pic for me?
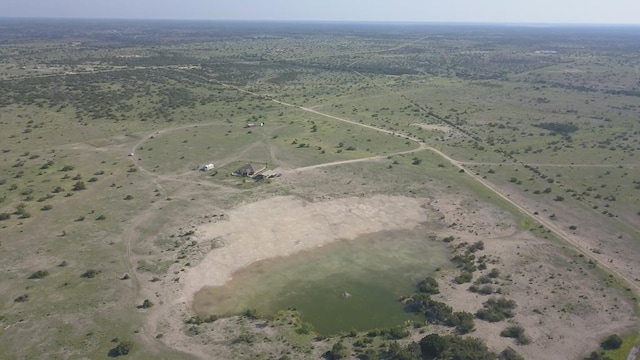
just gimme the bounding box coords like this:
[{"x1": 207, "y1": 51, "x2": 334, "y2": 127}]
[{"x1": 3, "y1": 0, "x2": 639, "y2": 24}]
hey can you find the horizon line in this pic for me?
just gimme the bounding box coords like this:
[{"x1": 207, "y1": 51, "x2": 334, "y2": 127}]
[{"x1": 1, "y1": 16, "x2": 639, "y2": 27}]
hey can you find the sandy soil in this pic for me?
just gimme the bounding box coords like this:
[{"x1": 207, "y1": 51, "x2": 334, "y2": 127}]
[
  {"x1": 412, "y1": 123, "x2": 454, "y2": 133},
  {"x1": 181, "y1": 195, "x2": 432, "y2": 302}
]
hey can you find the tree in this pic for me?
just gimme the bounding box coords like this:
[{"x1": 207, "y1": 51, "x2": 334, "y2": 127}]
[
  {"x1": 600, "y1": 334, "x2": 623, "y2": 350},
  {"x1": 420, "y1": 334, "x2": 447, "y2": 358}
]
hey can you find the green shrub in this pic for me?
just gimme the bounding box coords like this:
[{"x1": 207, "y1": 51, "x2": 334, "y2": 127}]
[
  {"x1": 186, "y1": 316, "x2": 204, "y2": 325},
  {"x1": 600, "y1": 334, "x2": 623, "y2": 350},
  {"x1": 479, "y1": 284, "x2": 494, "y2": 295},
  {"x1": 455, "y1": 271, "x2": 473, "y2": 284},
  {"x1": 468, "y1": 241, "x2": 485, "y2": 252},
  {"x1": 243, "y1": 309, "x2": 259, "y2": 319},
  {"x1": 417, "y1": 276, "x2": 439, "y2": 294},
  {"x1": 500, "y1": 325, "x2": 531, "y2": 345},
  {"x1": 449, "y1": 311, "x2": 475, "y2": 334},
  {"x1": 419, "y1": 333, "x2": 493, "y2": 360},
  {"x1": 587, "y1": 351, "x2": 613, "y2": 360},
  {"x1": 28, "y1": 270, "x2": 49, "y2": 279},
  {"x1": 476, "y1": 297, "x2": 517, "y2": 322},
  {"x1": 498, "y1": 347, "x2": 524, "y2": 360},
  {"x1": 109, "y1": 340, "x2": 134, "y2": 356},
  {"x1": 361, "y1": 348, "x2": 379, "y2": 360},
  {"x1": 296, "y1": 321, "x2": 314, "y2": 335},
  {"x1": 330, "y1": 341, "x2": 349, "y2": 360},
  {"x1": 387, "y1": 341, "x2": 421, "y2": 360},
  {"x1": 81, "y1": 269, "x2": 100, "y2": 278},
  {"x1": 234, "y1": 333, "x2": 256, "y2": 344},
  {"x1": 72, "y1": 181, "x2": 86, "y2": 191},
  {"x1": 386, "y1": 325, "x2": 410, "y2": 339},
  {"x1": 14, "y1": 294, "x2": 29, "y2": 302}
]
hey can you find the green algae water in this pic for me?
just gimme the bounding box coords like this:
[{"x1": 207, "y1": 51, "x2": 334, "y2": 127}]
[{"x1": 193, "y1": 227, "x2": 451, "y2": 335}]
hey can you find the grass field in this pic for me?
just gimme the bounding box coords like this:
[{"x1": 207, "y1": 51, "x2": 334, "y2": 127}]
[{"x1": 1, "y1": 20, "x2": 639, "y2": 360}]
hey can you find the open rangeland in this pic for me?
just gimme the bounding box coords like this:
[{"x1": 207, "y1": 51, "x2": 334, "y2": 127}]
[{"x1": 0, "y1": 20, "x2": 639, "y2": 360}]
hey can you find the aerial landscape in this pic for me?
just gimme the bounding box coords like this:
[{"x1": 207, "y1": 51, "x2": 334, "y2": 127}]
[{"x1": 0, "y1": 3, "x2": 640, "y2": 360}]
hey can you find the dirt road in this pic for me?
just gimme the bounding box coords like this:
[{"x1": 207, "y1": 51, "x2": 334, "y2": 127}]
[
  {"x1": 134, "y1": 78, "x2": 640, "y2": 297},
  {"x1": 223, "y1": 83, "x2": 640, "y2": 295}
]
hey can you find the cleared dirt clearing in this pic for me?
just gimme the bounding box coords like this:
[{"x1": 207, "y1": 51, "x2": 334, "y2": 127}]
[{"x1": 181, "y1": 195, "x2": 432, "y2": 302}]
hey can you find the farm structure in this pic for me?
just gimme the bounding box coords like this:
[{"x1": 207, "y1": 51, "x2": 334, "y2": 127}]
[{"x1": 232, "y1": 163, "x2": 267, "y2": 178}]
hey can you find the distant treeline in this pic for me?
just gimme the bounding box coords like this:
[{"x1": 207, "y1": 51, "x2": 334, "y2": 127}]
[{"x1": 533, "y1": 122, "x2": 579, "y2": 135}]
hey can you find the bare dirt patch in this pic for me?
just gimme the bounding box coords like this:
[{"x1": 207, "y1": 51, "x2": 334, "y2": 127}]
[
  {"x1": 181, "y1": 195, "x2": 432, "y2": 302},
  {"x1": 412, "y1": 123, "x2": 454, "y2": 133}
]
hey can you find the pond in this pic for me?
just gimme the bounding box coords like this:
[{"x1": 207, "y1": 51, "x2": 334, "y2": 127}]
[{"x1": 192, "y1": 227, "x2": 451, "y2": 335}]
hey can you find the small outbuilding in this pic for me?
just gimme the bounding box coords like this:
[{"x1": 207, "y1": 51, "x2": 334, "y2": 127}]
[{"x1": 232, "y1": 163, "x2": 267, "y2": 177}]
